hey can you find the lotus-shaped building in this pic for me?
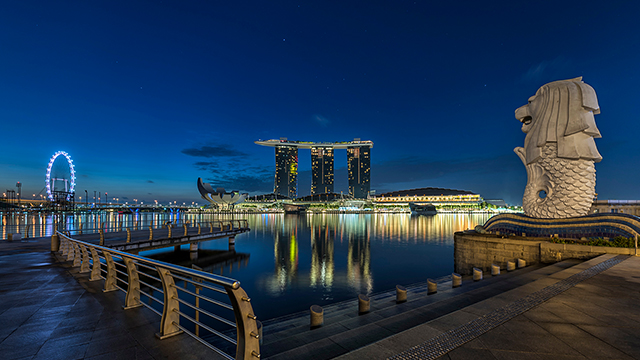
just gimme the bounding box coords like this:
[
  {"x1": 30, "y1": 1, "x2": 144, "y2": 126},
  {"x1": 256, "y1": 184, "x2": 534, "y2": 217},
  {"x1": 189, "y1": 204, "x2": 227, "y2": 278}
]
[{"x1": 197, "y1": 178, "x2": 248, "y2": 208}]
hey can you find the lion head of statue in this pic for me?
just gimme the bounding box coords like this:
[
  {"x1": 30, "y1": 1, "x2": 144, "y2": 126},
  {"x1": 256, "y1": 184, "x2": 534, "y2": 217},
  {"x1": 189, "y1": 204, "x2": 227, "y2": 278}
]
[{"x1": 515, "y1": 77, "x2": 602, "y2": 165}]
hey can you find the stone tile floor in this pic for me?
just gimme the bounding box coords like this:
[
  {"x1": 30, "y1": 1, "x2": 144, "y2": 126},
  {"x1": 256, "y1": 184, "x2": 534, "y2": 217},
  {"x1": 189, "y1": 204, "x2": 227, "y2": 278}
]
[
  {"x1": 0, "y1": 237, "x2": 224, "y2": 360},
  {"x1": 338, "y1": 254, "x2": 640, "y2": 360}
]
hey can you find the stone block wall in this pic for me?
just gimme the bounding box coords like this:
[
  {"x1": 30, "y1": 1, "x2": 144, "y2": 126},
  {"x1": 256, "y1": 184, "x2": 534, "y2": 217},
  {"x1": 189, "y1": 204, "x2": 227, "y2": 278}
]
[{"x1": 454, "y1": 232, "x2": 636, "y2": 275}]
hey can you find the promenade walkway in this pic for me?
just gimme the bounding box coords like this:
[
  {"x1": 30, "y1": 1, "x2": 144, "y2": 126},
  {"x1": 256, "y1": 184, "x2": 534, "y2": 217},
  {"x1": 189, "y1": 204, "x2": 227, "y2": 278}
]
[
  {"x1": 338, "y1": 254, "x2": 640, "y2": 359},
  {"x1": 3, "y1": 235, "x2": 639, "y2": 359},
  {"x1": 0, "y1": 237, "x2": 223, "y2": 360}
]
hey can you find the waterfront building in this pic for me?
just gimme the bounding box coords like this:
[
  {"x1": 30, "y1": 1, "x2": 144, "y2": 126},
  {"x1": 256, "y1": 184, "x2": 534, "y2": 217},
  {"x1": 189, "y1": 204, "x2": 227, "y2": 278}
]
[
  {"x1": 589, "y1": 200, "x2": 640, "y2": 216},
  {"x1": 311, "y1": 147, "x2": 334, "y2": 194},
  {"x1": 374, "y1": 188, "x2": 482, "y2": 207},
  {"x1": 347, "y1": 146, "x2": 370, "y2": 199},
  {"x1": 274, "y1": 145, "x2": 298, "y2": 198},
  {"x1": 256, "y1": 138, "x2": 373, "y2": 198},
  {"x1": 197, "y1": 178, "x2": 248, "y2": 208}
]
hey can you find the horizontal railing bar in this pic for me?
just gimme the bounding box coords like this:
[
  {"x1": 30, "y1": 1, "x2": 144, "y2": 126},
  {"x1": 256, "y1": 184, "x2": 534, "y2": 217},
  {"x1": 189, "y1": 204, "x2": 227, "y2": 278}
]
[
  {"x1": 171, "y1": 273, "x2": 228, "y2": 294},
  {"x1": 114, "y1": 268, "x2": 128, "y2": 277},
  {"x1": 138, "y1": 279, "x2": 164, "y2": 294},
  {"x1": 140, "y1": 290, "x2": 164, "y2": 305},
  {"x1": 171, "y1": 321, "x2": 235, "y2": 360},
  {"x1": 135, "y1": 262, "x2": 158, "y2": 271},
  {"x1": 173, "y1": 310, "x2": 237, "y2": 345},
  {"x1": 113, "y1": 260, "x2": 127, "y2": 268},
  {"x1": 57, "y1": 231, "x2": 242, "y2": 289},
  {"x1": 173, "y1": 297, "x2": 236, "y2": 327},
  {"x1": 114, "y1": 284, "x2": 127, "y2": 294},
  {"x1": 173, "y1": 286, "x2": 234, "y2": 311},
  {"x1": 171, "y1": 274, "x2": 227, "y2": 295},
  {"x1": 139, "y1": 300, "x2": 163, "y2": 317},
  {"x1": 137, "y1": 271, "x2": 162, "y2": 283}
]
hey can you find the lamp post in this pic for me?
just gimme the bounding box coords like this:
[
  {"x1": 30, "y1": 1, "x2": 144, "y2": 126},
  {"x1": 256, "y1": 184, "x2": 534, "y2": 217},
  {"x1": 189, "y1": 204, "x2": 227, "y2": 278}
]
[{"x1": 85, "y1": 190, "x2": 88, "y2": 208}]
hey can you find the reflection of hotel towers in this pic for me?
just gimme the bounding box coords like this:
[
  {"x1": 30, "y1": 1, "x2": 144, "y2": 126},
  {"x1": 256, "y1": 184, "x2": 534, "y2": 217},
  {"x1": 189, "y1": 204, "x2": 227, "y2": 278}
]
[
  {"x1": 346, "y1": 221, "x2": 373, "y2": 294},
  {"x1": 272, "y1": 223, "x2": 299, "y2": 291},
  {"x1": 255, "y1": 138, "x2": 373, "y2": 198},
  {"x1": 310, "y1": 221, "x2": 334, "y2": 290}
]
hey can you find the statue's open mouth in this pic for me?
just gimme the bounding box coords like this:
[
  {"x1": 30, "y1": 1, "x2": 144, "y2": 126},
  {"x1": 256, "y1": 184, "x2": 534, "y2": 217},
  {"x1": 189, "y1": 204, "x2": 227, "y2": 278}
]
[{"x1": 520, "y1": 116, "x2": 532, "y2": 125}]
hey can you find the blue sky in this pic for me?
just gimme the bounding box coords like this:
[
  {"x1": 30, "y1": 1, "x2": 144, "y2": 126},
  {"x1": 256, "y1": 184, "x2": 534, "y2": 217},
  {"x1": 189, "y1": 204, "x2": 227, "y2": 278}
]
[{"x1": 1, "y1": 0, "x2": 639, "y2": 205}]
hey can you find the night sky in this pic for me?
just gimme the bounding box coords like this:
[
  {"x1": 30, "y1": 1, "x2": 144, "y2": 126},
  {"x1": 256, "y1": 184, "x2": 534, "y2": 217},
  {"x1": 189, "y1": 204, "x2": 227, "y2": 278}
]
[{"x1": 2, "y1": 1, "x2": 639, "y2": 205}]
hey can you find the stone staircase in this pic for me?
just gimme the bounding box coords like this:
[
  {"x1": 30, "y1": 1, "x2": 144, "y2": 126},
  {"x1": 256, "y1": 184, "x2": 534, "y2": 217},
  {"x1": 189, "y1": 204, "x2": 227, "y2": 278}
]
[{"x1": 259, "y1": 259, "x2": 584, "y2": 359}]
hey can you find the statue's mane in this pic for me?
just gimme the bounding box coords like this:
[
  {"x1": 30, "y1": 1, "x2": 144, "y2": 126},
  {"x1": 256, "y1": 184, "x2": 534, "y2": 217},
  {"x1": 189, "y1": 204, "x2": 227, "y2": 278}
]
[{"x1": 524, "y1": 77, "x2": 602, "y2": 164}]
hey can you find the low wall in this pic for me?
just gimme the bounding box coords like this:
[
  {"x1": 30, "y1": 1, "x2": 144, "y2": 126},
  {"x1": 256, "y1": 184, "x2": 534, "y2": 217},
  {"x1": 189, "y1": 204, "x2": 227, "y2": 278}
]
[{"x1": 454, "y1": 232, "x2": 636, "y2": 275}]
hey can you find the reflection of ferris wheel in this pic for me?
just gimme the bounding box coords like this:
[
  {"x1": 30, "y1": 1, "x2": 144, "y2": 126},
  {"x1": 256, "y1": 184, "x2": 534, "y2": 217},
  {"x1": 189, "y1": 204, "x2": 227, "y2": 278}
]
[{"x1": 45, "y1": 151, "x2": 76, "y2": 201}]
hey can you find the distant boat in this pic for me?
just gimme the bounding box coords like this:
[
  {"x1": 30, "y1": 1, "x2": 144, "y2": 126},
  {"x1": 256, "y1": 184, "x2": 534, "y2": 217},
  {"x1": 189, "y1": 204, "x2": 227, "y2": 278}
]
[
  {"x1": 283, "y1": 203, "x2": 306, "y2": 213},
  {"x1": 409, "y1": 202, "x2": 437, "y2": 215}
]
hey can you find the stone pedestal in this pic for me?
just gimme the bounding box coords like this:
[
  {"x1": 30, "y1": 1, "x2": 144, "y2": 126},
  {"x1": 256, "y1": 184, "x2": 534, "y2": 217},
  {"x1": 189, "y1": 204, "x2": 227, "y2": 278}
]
[
  {"x1": 358, "y1": 294, "x2": 370, "y2": 314},
  {"x1": 427, "y1": 279, "x2": 437, "y2": 294},
  {"x1": 310, "y1": 305, "x2": 323, "y2": 328},
  {"x1": 491, "y1": 264, "x2": 500, "y2": 276},
  {"x1": 396, "y1": 285, "x2": 407, "y2": 303},
  {"x1": 452, "y1": 273, "x2": 462, "y2": 287},
  {"x1": 473, "y1": 268, "x2": 483, "y2": 281}
]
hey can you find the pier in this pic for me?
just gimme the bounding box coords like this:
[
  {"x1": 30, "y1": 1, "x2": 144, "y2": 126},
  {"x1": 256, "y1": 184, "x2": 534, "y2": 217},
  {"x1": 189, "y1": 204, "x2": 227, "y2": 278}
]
[{"x1": 60, "y1": 220, "x2": 250, "y2": 253}]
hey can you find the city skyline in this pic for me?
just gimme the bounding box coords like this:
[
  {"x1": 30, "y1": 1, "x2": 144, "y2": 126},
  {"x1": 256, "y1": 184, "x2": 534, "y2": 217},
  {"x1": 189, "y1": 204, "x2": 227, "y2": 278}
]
[{"x1": 2, "y1": 1, "x2": 640, "y2": 205}]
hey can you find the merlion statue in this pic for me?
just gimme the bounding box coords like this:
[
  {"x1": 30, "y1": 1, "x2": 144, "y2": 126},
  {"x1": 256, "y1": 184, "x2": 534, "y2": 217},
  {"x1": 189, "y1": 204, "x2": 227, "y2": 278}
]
[{"x1": 514, "y1": 77, "x2": 601, "y2": 218}]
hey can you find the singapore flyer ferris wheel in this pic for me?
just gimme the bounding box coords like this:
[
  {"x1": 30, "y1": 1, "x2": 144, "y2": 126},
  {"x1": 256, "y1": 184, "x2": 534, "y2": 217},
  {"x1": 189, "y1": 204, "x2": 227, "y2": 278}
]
[{"x1": 45, "y1": 151, "x2": 76, "y2": 201}]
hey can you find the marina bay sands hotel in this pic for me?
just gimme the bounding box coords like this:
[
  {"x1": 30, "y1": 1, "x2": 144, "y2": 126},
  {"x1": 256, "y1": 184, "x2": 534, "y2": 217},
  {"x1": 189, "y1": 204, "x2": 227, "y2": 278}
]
[{"x1": 255, "y1": 138, "x2": 372, "y2": 199}]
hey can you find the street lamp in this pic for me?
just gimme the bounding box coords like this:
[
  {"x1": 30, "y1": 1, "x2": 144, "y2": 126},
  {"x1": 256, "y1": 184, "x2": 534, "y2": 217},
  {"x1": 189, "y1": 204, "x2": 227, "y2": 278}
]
[{"x1": 85, "y1": 190, "x2": 88, "y2": 207}]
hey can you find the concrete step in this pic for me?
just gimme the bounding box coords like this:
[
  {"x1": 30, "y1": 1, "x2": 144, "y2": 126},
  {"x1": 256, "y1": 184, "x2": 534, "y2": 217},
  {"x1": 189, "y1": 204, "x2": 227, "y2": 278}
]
[{"x1": 260, "y1": 258, "x2": 583, "y2": 359}]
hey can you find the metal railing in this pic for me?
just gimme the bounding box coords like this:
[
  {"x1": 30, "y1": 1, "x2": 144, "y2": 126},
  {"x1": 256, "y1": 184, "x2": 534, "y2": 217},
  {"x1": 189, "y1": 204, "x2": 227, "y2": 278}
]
[
  {"x1": 2, "y1": 219, "x2": 249, "y2": 240},
  {"x1": 55, "y1": 231, "x2": 260, "y2": 359}
]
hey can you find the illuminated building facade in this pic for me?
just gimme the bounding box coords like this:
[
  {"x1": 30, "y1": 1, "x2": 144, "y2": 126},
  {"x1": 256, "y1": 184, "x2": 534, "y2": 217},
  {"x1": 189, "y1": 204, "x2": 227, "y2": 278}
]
[
  {"x1": 256, "y1": 138, "x2": 373, "y2": 198},
  {"x1": 375, "y1": 188, "x2": 483, "y2": 206},
  {"x1": 274, "y1": 146, "x2": 298, "y2": 198},
  {"x1": 311, "y1": 147, "x2": 334, "y2": 194},
  {"x1": 347, "y1": 146, "x2": 371, "y2": 199}
]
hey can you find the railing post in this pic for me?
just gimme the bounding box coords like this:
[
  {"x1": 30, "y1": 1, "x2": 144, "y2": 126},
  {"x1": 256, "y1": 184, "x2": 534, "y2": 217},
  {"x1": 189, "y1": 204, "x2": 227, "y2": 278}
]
[
  {"x1": 51, "y1": 234, "x2": 59, "y2": 252},
  {"x1": 79, "y1": 245, "x2": 91, "y2": 273},
  {"x1": 183, "y1": 223, "x2": 188, "y2": 237},
  {"x1": 103, "y1": 252, "x2": 117, "y2": 292},
  {"x1": 59, "y1": 236, "x2": 67, "y2": 255},
  {"x1": 227, "y1": 286, "x2": 260, "y2": 359},
  {"x1": 72, "y1": 243, "x2": 82, "y2": 267},
  {"x1": 149, "y1": 226, "x2": 153, "y2": 240},
  {"x1": 25, "y1": 225, "x2": 30, "y2": 238},
  {"x1": 126, "y1": 228, "x2": 131, "y2": 243},
  {"x1": 89, "y1": 247, "x2": 101, "y2": 281},
  {"x1": 210, "y1": 222, "x2": 213, "y2": 233},
  {"x1": 197, "y1": 223, "x2": 201, "y2": 235},
  {"x1": 67, "y1": 241, "x2": 76, "y2": 261},
  {"x1": 99, "y1": 229, "x2": 105, "y2": 246},
  {"x1": 155, "y1": 267, "x2": 183, "y2": 339},
  {"x1": 167, "y1": 225, "x2": 172, "y2": 238},
  {"x1": 122, "y1": 257, "x2": 142, "y2": 309}
]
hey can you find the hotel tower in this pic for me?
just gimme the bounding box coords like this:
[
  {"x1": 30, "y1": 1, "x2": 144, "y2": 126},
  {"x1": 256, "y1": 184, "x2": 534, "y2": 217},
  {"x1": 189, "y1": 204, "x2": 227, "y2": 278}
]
[{"x1": 256, "y1": 138, "x2": 373, "y2": 198}]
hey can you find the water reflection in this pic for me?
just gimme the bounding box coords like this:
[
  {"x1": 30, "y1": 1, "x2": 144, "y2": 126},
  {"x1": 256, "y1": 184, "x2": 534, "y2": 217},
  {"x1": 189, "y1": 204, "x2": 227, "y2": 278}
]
[
  {"x1": 241, "y1": 213, "x2": 490, "y2": 317},
  {"x1": 3, "y1": 210, "x2": 492, "y2": 319},
  {"x1": 310, "y1": 217, "x2": 335, "y2": 297}
]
